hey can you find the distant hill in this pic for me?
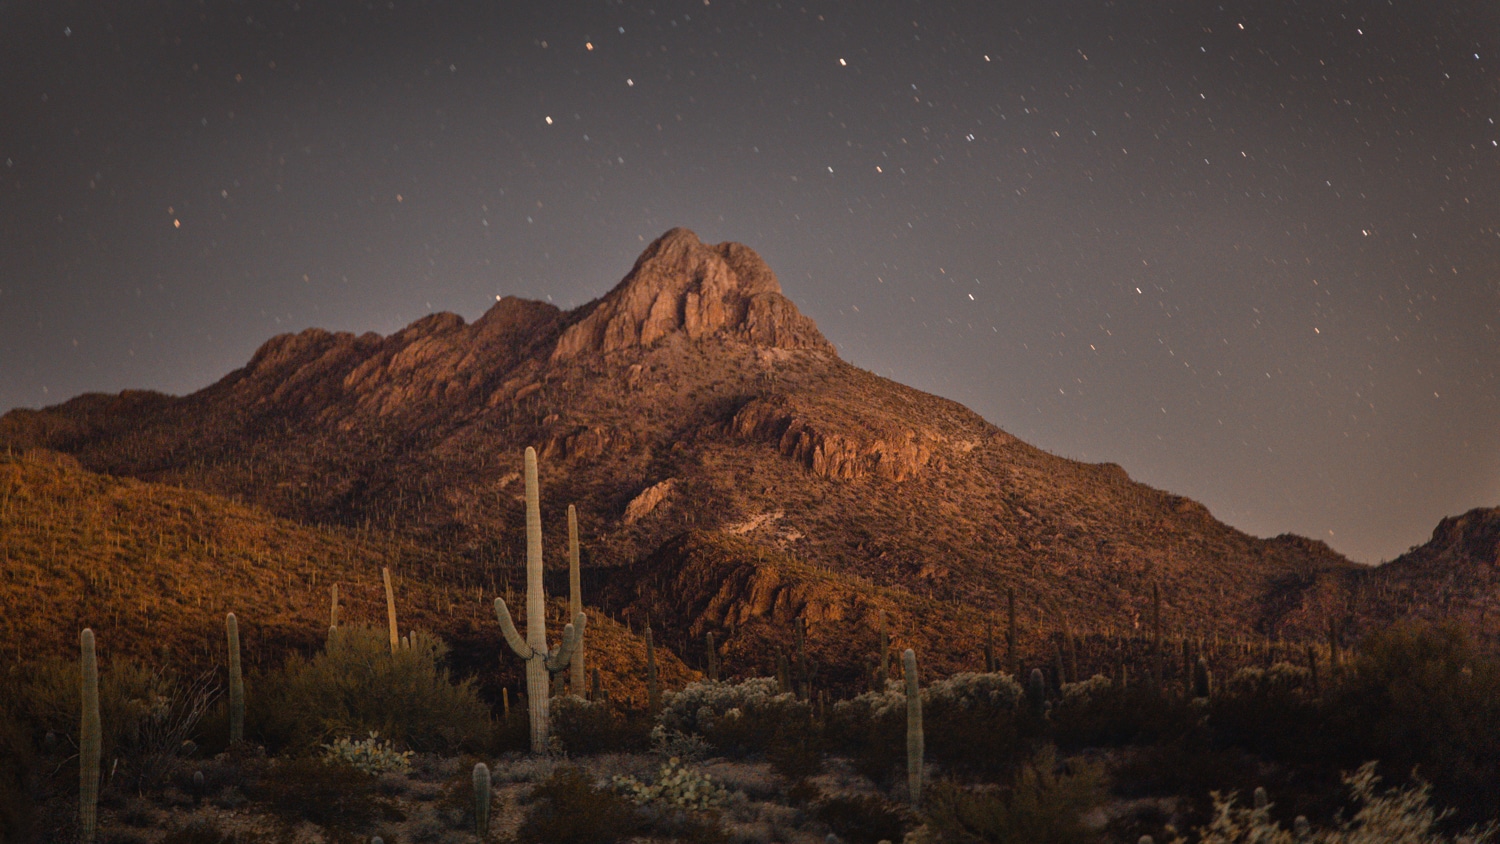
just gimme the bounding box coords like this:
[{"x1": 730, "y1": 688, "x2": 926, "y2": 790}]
[
  {"x1": 1356, "y1": 507, "x2": 1500, "y2": 637},
  {"x1": 0, "y1": 448, "x2": 691, "y2": 701},
  {"x1": 7, "y1": 227, "x2": 1468, "y2": 676}
]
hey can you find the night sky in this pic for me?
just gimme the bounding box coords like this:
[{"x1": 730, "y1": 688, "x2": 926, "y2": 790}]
[{"x1": 3, "y1": 1, "x2": 1497, "y2": 564}]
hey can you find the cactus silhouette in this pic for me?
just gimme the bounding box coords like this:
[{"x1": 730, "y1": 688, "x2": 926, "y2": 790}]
[
  {"x1": 1006, "y1": 588, "x2": 1018, "y2": 676},
  {"x1": 1027, "y1": 668, "x2": 1046, "y2": 719},
  {"x1": 1151, "y1": 582, "x2": 1164, "y2": 692},
  {"x1": 567, "y1": 504, "x2": 587, "y2": 698},
  {"x1": 227, "y1": 612, "x2": 245, "y2": 744},
  {"x1": 903, "y1": 649, "x2": 923, "y2": 806},
  {"x1": 79, "y1": 629, "x2": 100, "y2": 844},
  {"x1": 493, "y1": 447, "x2": 585, "y2": 753},
  {"x1": 473, "y1": 762, "x2": 492, "y2": 838},
  {"x1": 706, "y1": 631, "x2": 719, "y2": 682},
  {"x1": 645, "y1": 623, "x2": 660, "y2": 713},
  {"x1": 1193, "y1": 656, "x2": 1211, "y2": 699},
  {"x1": 382, "y1": 567, "x2": 399, "y2": 654}
]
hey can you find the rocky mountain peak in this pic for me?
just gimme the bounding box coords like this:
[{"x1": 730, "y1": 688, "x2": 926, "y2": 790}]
[{"x1": 552, "y1": 227, "x2": 834, "y2": 360}]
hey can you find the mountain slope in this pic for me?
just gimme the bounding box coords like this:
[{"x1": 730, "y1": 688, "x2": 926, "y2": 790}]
[
  {"x1": 2, "y1": 228, "x2": 1361, "y2": 649},
  {"x1": 0, "y1": 448, "x2": 692, "y2": 699}
]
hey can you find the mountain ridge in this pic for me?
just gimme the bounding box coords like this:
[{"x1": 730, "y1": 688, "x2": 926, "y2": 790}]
[{"x1": 5, "y1": 227, "x2": 1485, "y2": 666}]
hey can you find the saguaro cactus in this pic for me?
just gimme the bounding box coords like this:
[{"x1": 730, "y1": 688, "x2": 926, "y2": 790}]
[
  {"x1": 329, "y1": 583, "x2": 339, "y2": 630},
  {"x1": 983, "y1": 617, "x2": 996, "y2": 673},
  {"x1": 645, "y1": 624, "x2": 660, "y2": 713},
  {"x1": 1006, "y1": 588, "x2": 1018, "y2": 676},
  {"x1": 226, "y1": 612, "x2": 244, "y2": 744},
  {"x1": 1151, "y1": 582, "x2": 1164, "y2": 693},
  {"x1": 706, "y1": 632, "x2": 719, "y2": 682},
  {"x1": 567, "y1": 505, "x2": 587, "y2": 698},
  {"x1": 903, "y1": 649, "x2": 924, "y2": 806},
  {"x1": 1027, "y1": 668, "x2": 1046, "y2": 719},
  {"x1": 79, "y1": 629, "x2": 100, "y2": 844},
  {"x1": 473, "y1": 762, "x2": 492, "y2": 838},
  {"x1": 383, "y1": 567, "x2": 399, "y2": 654},
  {"x1": 494, "y1": 447, "x2": 585, "y2": 754},
  {"x1": 1193, "y1": 656, "x2": 1211, "y2": 699}
]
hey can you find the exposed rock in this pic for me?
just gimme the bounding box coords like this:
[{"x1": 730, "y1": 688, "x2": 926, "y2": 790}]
[
  {"x1": 552, "y1": 228, "x2": 834, "y2": 360},
  {"x1": 729, "y1": 395, "x2": 938, "y2": 482},
  {"x1": 624, "y1": 478, "x2": 677, "y2": 524}
]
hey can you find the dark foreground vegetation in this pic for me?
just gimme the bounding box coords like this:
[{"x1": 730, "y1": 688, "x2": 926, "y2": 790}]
[{"x1": 1, "y1": 618, "x2": 1497, "y2": 843}]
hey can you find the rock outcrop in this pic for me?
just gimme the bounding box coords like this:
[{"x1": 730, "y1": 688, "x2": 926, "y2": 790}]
[
  {"x1": 729, "y1": 395, "x2": 940, "y2": 482},
  {"x1": 552, "y1": 228, "x2": 834, "y2": 360}
]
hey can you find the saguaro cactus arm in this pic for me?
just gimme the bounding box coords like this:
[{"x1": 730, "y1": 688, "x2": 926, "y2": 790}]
[
  {"x1": 494, "y1": 598, "x2": 535, "y2": 660},
  {"x1": 544, "y1": 613, "x2": 587, "y2": 673}
]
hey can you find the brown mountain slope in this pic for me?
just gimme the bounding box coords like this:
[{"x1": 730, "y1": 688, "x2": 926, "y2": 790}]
[
  {"x1": 0, "y1": 448, "x2": 693, "y2": 700},
  {"x1": 1354, "y1": 507, "x2": 1500, "y2": 635},
  {"x1": 2, "y1": 227, "x2": 1360, "y2": 648}
]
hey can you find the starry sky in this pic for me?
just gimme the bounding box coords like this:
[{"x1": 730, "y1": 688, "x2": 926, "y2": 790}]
[{"x1": 2, "y1": 0, "x2": 1497, "y2": 564}]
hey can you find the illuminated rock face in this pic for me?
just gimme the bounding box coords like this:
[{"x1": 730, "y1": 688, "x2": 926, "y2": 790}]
[{"x1": 551, "y1": 227, "x2": 834, "y2": 361}]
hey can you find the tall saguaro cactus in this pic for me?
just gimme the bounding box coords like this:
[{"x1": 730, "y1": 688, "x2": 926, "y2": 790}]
[
  {"x1": 494, "y1": 447, "x2": 585, "y2": 754},
  {"x1": 79, "y1": 628, "x2": 100, "y2": 844},
  {"x1": 226, "y1": 612, "x2": 244, "y2": 744},
  {"x1": 706, "y1": 632, "x2": 719, "y2": 682},
  {"x1": 645, "y1": 624, "x2": 660, "y2": 713},
  {"x1": 903, "y1": 648, "x2": 924, "y2": 807},
  {"x1": 382, "y1": 567, "x2": 399, "y2": 654},
  {"x1": 473, "y1": 762, "x2": 492, "y2": 839},
  {"x1": 567, "y1": 504, "x2": 586, "y2": 698},
  {"x1": 1006, "y1": 588, "x2": 1018, "y2": 676}
]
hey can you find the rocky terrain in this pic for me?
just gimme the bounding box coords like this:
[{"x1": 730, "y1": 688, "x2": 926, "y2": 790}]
[{"x1": 2, "y1": 228, "x2": 1494, "y2": 677}]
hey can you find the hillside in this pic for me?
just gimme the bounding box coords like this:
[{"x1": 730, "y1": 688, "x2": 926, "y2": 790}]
[
  {"x1": 1, "y1": 228, "x2": 1373, "y2": 652},
  {"x1": 0, "y1": 448, "x2": 693, "y2": 701}
]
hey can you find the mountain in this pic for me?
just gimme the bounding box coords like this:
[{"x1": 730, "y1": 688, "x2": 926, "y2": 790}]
[
  {"x1": 1356, "y1": 507, "x2": 1500, "y2": 634},
  {"x1": 2, "y1": 228, "x2": 1393, "y2": 677}
]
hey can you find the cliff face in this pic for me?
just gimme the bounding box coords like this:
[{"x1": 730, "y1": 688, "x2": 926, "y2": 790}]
[
  {"x1": 1, "y1": 227, "x2": 1376, "y2": 653},
  {"x1": 552, "y1": 228, "x2": 833, "y2": 360}
]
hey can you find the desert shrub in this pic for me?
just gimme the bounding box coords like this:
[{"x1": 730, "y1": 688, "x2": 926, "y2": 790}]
[
  {"x1": 832, "y1": 673, "x2": 1026, "y2": 782},
  {"x1": 1206, "y1": 661, "x2": 1321, "y2": 763},
  {"x1": 258, "y1": 625, "x2": 490, "y2": 754},
  {"x1": 18, "y1": 654, "x2": 168, "y2": 768},
  {"x1": 247, "y1": 755, "x2": 390, "y2": 832},
  {"x1": 919, "y1": 747, "x2": 1106, "y2": 844},
  {"x1": 552, "y1": 696, "x2": 651, "y2": 755},
  {"x1": 0, "y1": 698, "x2": 36, "y2": 844},
  {"x1": 321, "y1": 731, "x2": 413, "y2": 775},
  {"x1": 813, "y1": 793, "x2": 913, "y2": 844},
  {"x1": 515, "y1": 765, "x2": 642, "y2": 844},
  {"x1": 923, "y1": 672, "x2": 1028, "y2": 777},
  {"x1": 663, "y1": 678, "x2": 820, "y2": 773},
  {"x1": 156, "y1": 820, "x2": 255, "y2": 844},
  {"x1": 1182, "y1": 762, "x2": 1497, "y2": 844},
  {"x1": 614, "y1": 756, "x2": 729, "y2": 809},
  {"x1": 486, "y1": 700, "x2": 532, "y2": 755},
  {"x1": 1049, "y1": 676, "x2": 1196, "y2": 751},
  {"x1": 637, "y1": 804, "x2": 730, "y2": 844},
  {"x1": 658, "y1": 678, "x2": 795, "y2": 737},
  {"x1": 651, "y1": 723, "x2": 714, "y2": 761},
  {"x1": 1319, "y1": 622, "x2": 1500, "y2": 824},
  {"x1": 828, "y1": 685, "x2": 904, "y2": 783}
]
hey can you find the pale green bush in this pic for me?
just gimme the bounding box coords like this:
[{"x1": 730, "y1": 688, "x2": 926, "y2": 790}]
[
  {"x1": 321, "y1": 731, "x2": 413, "y2": 776},
  {"x1": 657, "y1": 677, "x2": 794, "y2": 735},
  {"x1": 613, "y1": 757, "x2": 727, "y2": 810},
  {"x1": 1184, "y1": 762, "x2": 1497, "y2": 844}
]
